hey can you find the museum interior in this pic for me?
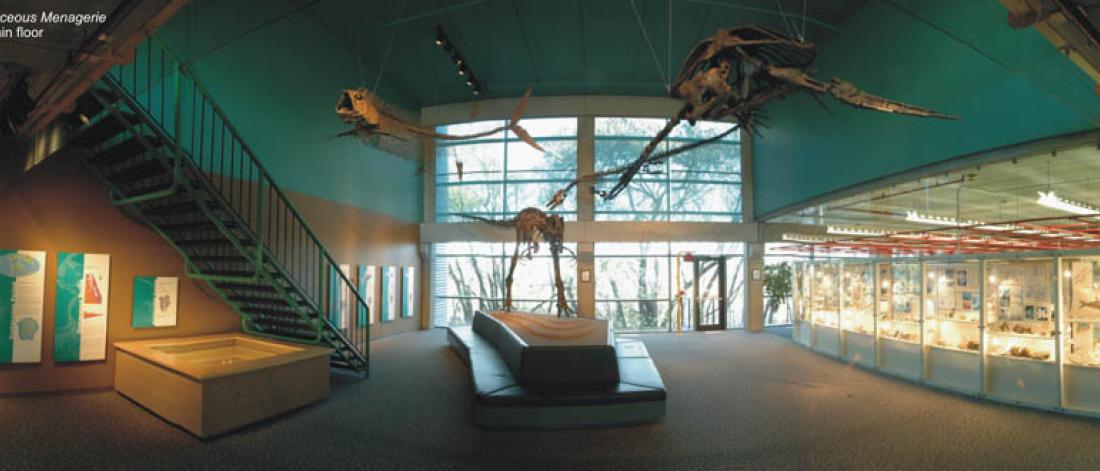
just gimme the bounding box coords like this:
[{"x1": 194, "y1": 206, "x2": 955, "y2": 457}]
[{"x1": 8, "y1": 0, "x2": 1100, "y2": 468}]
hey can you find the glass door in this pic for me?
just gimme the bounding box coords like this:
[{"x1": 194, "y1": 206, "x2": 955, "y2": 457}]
[{"x1": 693, "y1": 256, "x2": 726, "y2": 330}]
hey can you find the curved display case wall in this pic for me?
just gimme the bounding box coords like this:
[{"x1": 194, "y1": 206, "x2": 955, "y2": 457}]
[{"x1": 790, "y1": 254, "x2": 1100, "y2": 419}]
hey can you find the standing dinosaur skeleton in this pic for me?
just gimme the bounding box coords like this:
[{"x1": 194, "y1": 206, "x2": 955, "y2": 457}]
[
  {"x1": 547, "y1": 25, "x2": 955, "y2": 210},
  {"x1": 461, "y1": 208, "x2": 572, "y2": 317}
]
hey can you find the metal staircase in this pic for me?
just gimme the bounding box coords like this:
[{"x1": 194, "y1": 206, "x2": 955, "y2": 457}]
[{"x1": 63, "y1": 36, "x2": 370, "y2": 374}]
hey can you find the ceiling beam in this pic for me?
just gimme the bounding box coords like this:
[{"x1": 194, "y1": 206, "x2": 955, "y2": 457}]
[
  {"x1": 682, "y1": 0, "x2": 842, "y2": 34},
  {"x1": 385, "y1": 0, "x2": 484, "y2": 28}
]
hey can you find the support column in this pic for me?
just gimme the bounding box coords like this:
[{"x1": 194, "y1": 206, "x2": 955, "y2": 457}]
[
  {"x1": 576, "y1": 116, "x2": 596, "y2": 318},
  {"x1": 420, "y1": 137, "x2": 436, "y2": 330},
  {"x1": 739, "y1": 128, "x2": 754, "y2": 223},
  {"x1": 746, "y1": 242, "x2": 765, "y2": 332}
]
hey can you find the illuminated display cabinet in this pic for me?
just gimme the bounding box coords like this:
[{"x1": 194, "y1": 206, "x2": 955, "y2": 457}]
[
  {"x1": 792, "y1": 263, "x2": 812, "y2": 348},
  {"x1": 1061, "y1": 257, "x2": 1100, "y2": 413},
  {"x1": 840, "y1": 263, "x2": 874, "y2": 367},
  {"x1": 879, "y1": 261, "x2": 922, "y2": 380},
  {"x1": 924, "y1": 261, "x2": 981, "y2": 393},
  {"x1": 790, "y1": 255, "x2": 1100, "y2": 418},
  {"x1": 809, "y1": 263, "x2": 840, "y2": 356}
]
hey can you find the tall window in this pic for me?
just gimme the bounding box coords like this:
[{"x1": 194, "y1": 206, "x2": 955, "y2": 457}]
[
  {"x1": 594, "y1": 118, "x2": 742, "y2": 222},
  {"x1": 435, "y1": 118, "x2": 577, "y2": 221},
  {"x1": 594, "y1": 242, "x2": 744, "y2": 331},
  {"x1": 431, "y1": 242, "x2": 577, "y2": 326}
]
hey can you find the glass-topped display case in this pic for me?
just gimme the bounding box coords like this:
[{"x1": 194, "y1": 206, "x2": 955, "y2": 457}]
[
  {"x1": 985, "y1": 259, "x2": 1055, "y2": 362},
  {"x1": 880, "y1": 262, "x2": 921, "y2": 343},
  {"x1": 1063, "y1": 257, "x2": 1100, "y2": 367},
  {"x1": 810, "y1": 263, "x2": 839, "y2": 327},
  {"x1": 924, "y1": 262, "x2": 981, "y2": 352},
  {"x1": 840, "y1": 263, "x2": 874, "y2": 335}
]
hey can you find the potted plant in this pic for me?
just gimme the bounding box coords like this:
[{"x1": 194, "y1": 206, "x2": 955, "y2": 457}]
[{"x1": 763, "y1": 262, "x2": 792, "y2": 325}]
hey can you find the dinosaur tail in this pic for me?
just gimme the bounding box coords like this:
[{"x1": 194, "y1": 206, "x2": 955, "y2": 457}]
[{"x1": 455, "y1": 213, "x2": 515, "y2": 228}]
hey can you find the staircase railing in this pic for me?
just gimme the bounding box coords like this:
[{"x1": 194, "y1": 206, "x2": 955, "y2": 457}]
[{"x1": 102, "y1": 35, "x2": 371, "y2": 369}]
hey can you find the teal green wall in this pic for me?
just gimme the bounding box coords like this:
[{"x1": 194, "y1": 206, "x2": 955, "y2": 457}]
[
  {"x1": 157, "y1": 0, "x2": 422, "y2": 222},
  {"x1": 753, "y1": 0, "x2": 1100, "y2": 218}
]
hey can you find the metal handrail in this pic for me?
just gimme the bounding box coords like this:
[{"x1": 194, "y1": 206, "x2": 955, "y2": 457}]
[{"x1": 105, "y1": 34, "x2": 371, "y2": 367}]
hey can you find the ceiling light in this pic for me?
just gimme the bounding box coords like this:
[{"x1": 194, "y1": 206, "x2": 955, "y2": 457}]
[
  {"x1": 1036, "y1": 191, "x2": 1100, "y2": 218},
  {"x1": 781, "y1": 233, "x2": 828, "y2": 243},
  {"x1": 434, "y1": 27, "x2": 447, "y2": 46},
  {"x1": 472, "y1": 88, "x2": 481, "y2": 96},
  {"x1": 452, "y1": 53, "x2": 463, "y2": 65},
  {"x1": 905, "y1": 210, "x2": 982, "y2": 227},
  {"x1": 457, "y1": 67, "x2": 466, "y2": 76},
  {"x1": 975, "y1": 224, "x2": 1019, "y2": 232},
  {"x1": 1013, "y1": 228, "x2": 1041, "y2": 235},
  {"x1": 826, "y1": 226, "x2": 891, "y2": 237},
  {"x1": 465, "y1": 78, "x2": 474, "y2": 87}
]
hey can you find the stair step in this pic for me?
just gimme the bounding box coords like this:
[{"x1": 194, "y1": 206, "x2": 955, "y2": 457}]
[
  {"x1": 230, "y1": 295, "x2": 294, "y2": 306},
  {"x1": 161, "y1": 220, "x2": 238, "y2": 232},
  {"x1": 90, "y1": 135, "x2": 162, "y2": 166},
  {"x1": 202, "y1": 269, "x2": 273, "y2": 279},
  {"x1": 120, "y1": 181, "x2": 174, "y2": 199},
  {"x1": 142, "y1": 200, "x2": 205, "y2": 217},
  {"x1": 107, "y1": 159, "x2": 169, "y2": 183},
  {"x1": 248, "y1": 308, "x2": 310, "y2": 319},
  {"x1": 216, "y1": 282, "x2": 278, "y2": 294},
  {"x1": 175, "y1": 238, "x2": 253, "y2": 248},
  {"x1": 73, "y1": 89, "x2": 119, "y2": 120},
  {"x1": 188, "y1": 254, "x2": 248, "y2": 263},
  {"x1": 73, "y1": 112, "x2": 140, "y2": 147},
  {"x1": 252, "y1": 324, "x2": 316, "y2": 338},
  {"x1": 241, "y1": 307, "x2": 306, "y2": 319}
]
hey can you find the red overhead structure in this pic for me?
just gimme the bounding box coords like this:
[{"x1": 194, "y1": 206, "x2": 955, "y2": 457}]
[{"x1": 783, "y1": 214, "x2": 1100, "y2": 257}]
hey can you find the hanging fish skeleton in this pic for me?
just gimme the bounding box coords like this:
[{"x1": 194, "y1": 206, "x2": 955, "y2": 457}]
[
  {"x1": 547, "y1": 25, "x2": 956, "y2": 209},
  {"x1": 335, "y1": 87, "x2": 543, "y2": 152}
]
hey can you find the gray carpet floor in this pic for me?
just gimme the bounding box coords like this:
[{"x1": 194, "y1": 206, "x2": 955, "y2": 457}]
[{"x1": 4, "y1": 328, "x2": 1100, "y2": 470}]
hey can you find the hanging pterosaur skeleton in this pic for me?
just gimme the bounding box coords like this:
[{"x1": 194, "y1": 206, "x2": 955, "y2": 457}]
[
  {"x1": 335, "y1": 87, "x2": 544, "y2": 152},
  {"x1": 547, "y1": 25, "x2": 956, "y2": 209}
]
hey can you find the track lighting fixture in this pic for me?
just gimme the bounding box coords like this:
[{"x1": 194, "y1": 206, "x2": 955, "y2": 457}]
[
  {"x1": 433, "y1": 26, "x2": 446, "y2": 47},
  {"x1": 434, "y1": 25, "x2": 482, "y2": 97}
]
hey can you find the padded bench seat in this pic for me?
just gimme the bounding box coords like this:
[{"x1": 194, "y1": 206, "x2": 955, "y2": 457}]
[{"x1": 447, "y1": 324, "x2": 666, "y2": 429}]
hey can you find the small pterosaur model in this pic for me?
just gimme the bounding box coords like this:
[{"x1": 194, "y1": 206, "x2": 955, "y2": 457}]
[
  {"x1": 547, "y1": 25, "x2": 955, "y2": 209},
  {"x1": 461, "y1": 207, "x2": 572, "y2": 317},
  {"x1": 335, "y1": 87, "x2": 543, "y2": 151}
]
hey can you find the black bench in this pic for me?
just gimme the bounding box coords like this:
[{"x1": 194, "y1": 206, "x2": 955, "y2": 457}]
[{"x1": 448, "y1": 311, "x2": 666, "y2": 429}]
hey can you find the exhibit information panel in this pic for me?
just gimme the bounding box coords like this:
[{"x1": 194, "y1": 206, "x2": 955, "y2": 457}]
[
  {"x1": 132, "y1": 276, "x2": 178, "y2": 328},
  {"x1": 358, "y1": 265, "x2": 377, "y2": 326},
  {"x1": 54, "y1": 253, "x2": 111, "y2": 362},
  {"x1": 381, "y1": 266, "x2": 397, "y2": 322},
  {"x1": 402, "y1": 267, "x2": 415, "y2": 318},
  {"x1": 0, "y1": 250, "x2": 46, "y2": 364}
]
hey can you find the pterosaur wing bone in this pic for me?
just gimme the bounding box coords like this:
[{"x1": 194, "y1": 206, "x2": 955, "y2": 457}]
[{"x1": 766, "y1": 67, "x2": 957, "y2": 119}]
